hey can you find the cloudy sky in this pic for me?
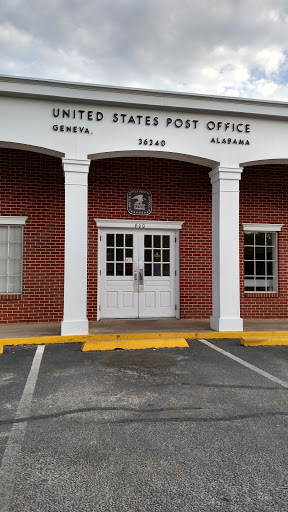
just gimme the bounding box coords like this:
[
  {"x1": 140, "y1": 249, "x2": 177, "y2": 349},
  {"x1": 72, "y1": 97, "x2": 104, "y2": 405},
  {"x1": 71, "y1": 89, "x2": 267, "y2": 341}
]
[{"x1": 1, "y1": 0, "x2": 288, "y2": 100}]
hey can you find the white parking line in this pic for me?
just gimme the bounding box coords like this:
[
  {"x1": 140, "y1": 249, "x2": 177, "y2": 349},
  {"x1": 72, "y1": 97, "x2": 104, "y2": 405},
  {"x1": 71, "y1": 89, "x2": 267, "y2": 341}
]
[
  {"x1": 0, "y1": 345, "x2": 45, "y2": 512},
  {"x1": 198, "y1": 339, "x2": 288, "y2": 389}
]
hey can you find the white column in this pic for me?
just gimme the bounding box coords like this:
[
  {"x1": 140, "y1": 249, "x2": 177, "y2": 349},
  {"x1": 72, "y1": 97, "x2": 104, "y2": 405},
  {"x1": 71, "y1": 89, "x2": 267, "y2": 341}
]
[
  {"x1": 61, "y1": 159, "x2": 90, "y2": 335},
  {"x1": 209, "y1": 166, "x2": 243, "y2": 332}
]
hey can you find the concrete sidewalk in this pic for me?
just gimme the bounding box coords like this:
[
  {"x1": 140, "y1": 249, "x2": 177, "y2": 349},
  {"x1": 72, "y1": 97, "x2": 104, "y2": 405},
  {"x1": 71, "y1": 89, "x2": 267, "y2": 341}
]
[{"x1": 0, "y1": 318, "x2": 288, "y2": 339}]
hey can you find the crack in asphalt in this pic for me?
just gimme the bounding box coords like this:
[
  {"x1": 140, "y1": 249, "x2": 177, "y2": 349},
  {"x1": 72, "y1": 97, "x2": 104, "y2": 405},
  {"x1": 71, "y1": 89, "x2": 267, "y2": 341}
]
[{"x1": 0, "y1": 406, "x2": 287, "y2": 426}]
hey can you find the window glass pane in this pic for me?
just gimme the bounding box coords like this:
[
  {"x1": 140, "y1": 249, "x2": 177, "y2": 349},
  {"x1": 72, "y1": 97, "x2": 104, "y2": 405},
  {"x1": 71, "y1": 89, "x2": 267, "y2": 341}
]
[
  {"x1": 144, "y1": 235, "x2": 152, "y2": 248},
  {"x1": 125, "y1": 234, "x2": 133, "y2": 247},
  {"x1": 153, "y1": 250, "x2": 161, "y2": 262},
  {"x1": 0, "y1": 227, "x2": 8, "y2": 242},
  {"x1": 153, "y1": 235, "x2": 161, "y2": 248},
  {"x1": 0, "y1": 243, "x2": 8, "y2": 259},
  {"x1": 266, "y1": 247, "x2": 273, "y2": 260},
  {"x1": 144, "y1": 263, "x2": 152, "y2": 276},
  {"x1": 266, "y1": 233, "x2": 273, "y2": 246},
  {"x1": 116, "y1": 248, "x2": 123, "y2": 261},
  {"x1": 256, "y1": 261, "x2": 265, "y2": 275},
  {"x1": 0, "y1": 260, "x2": 7, "y2": 274},
  {"x1": 9, "y1": 259, "x2": 21, "y2": 275},
  {"x1": 163, "y1": 264, "x2": 170, "y2": 276},
  {"x1": 244, "y1": 232, "x2": 254, "y2": 245},
  {"x1": 255, "y1": 232, "x2": 265, "y2": 245},
  {"x1": 267, "y1": 261, "x2": 274, "y2": 276},
  {"x1": 153, "y1": 263, "x2": 161, "y2": 276},
  {"x1": 10, "y1": 227, "x2": 22, "y2": 242},
  {"x1": 116, "y1": 234, "x2": 124, "y2": 247},
  {"x1": 0, "y1": 276, "x2": 7, "y2": 293},
  {"x1": 163, "y1": 236, "x2": 170, "y2": 248},
  {"x1": 163, "y1": 250, "x2": 170, "y2": 262},
  {"x1": 107, "y1": 234, "x2": 114, "y2": 247},
  {"x1": 144, "y1": 249, "x2": 152, "y2": 262},
  {"x1": 125, "y1": 264, "x2": 133, "y2": 276},
  {"x1": 244, "y1": 261, "x2": 254, "y2": 275},
  {"x1": 244, "y1": 246, "x2": 254, "y2": 260},
  {"x1": 107, "y1": 248, "x2": 114, "y2": 261},
  {"x1": 255, "y1": 247, "x2": 265, "y2": 260},
  {"x1": 9, "y1": 243, "x2": 22, "y2": 258},
  {"x1": 8, "y1": 276, "x2": 21, "y2": 293},
  {"x1": 106, "y1": 263, "x2": 114, "y2": 276}
]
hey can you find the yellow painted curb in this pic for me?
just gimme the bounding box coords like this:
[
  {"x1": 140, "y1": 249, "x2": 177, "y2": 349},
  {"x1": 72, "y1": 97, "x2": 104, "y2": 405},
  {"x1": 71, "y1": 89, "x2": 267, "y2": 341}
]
[
  {"x1": 0, "y1": 345, "x2": 3, "y2": 355},
  {"x1": 81, "y1": 338, "x2": 189, "y2": 352},
  {"x1": 1, "y1": 331, "x2": 288, "y2": 353},
  {"x1": 241, "y1": 336, "x2": 288, "y2": 346}
]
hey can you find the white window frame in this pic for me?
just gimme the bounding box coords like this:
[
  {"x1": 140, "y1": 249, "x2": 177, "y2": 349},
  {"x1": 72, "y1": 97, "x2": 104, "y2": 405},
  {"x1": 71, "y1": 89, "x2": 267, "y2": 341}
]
[
  {"x1": 242, "y1": 223, "x2": 283, "y2": 293},
  {"x1": 0, "y1": 216, "x2": 28, "y2": 295}
]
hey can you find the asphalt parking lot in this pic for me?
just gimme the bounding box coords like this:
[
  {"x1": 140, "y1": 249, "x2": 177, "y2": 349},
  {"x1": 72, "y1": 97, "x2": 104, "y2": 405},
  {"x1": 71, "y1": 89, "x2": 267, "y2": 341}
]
[{"x1": 0, "y1": 339, "x2": 287, "y2": 512}]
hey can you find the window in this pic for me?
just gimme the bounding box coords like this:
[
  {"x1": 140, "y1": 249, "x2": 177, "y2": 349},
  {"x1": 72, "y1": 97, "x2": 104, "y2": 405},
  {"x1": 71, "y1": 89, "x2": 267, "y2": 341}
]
[
  {"x1": 243, "y1": 223, "x2": 283, "y2": 292},
  {"x1": 0, "y1": 217, "x2": 27, "y2": 294}
]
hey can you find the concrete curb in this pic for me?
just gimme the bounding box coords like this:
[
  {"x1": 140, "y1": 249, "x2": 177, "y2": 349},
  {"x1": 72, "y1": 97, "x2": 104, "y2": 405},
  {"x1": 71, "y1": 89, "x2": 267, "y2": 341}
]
[{"x1": 0, "y1": 330, "x2": 288, "y2": 353}]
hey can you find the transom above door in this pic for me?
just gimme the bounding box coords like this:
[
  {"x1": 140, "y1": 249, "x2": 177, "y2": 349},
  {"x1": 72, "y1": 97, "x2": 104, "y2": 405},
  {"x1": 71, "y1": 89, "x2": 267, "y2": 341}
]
[{"x1": 96, "y1": 220, "x2": 183, "y2": 319}]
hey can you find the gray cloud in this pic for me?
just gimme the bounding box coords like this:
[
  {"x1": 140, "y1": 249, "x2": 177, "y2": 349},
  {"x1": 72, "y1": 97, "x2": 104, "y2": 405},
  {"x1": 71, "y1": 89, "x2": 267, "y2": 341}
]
[{"x1": 1, "y1": 0, "x2": 288, "y2": 99}]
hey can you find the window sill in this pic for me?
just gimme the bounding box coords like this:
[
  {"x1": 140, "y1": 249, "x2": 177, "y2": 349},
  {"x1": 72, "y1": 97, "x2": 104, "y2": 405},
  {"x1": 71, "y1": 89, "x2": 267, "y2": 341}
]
[
  {"x1": 0, "y1": 294, "x2": 22, "y2": 301},
  {"x1": 244, "y1": 292, "x2": 279, "y2": 298}
]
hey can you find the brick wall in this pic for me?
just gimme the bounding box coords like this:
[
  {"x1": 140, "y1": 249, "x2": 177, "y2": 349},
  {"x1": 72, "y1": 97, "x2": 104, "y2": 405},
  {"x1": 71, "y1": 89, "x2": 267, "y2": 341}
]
[
  {"x1": 240, "y1": 164, "x2": 288, "y2": 318},
  {"x1": 88, "y1": 157, "x2": 212, "y2": 319},
  {"x1": 0, "y1": 148, "x2": 64, "y2": 323},
  {"x1": 2, "y1": 152, "x2": 286, "y2": 324}
]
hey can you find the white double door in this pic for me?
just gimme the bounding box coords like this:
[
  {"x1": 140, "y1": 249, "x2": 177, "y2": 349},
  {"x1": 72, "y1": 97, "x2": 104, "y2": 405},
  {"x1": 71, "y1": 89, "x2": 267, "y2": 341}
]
[{"x1": 99, "y1": 228, "x2": 177, "y2": 318}]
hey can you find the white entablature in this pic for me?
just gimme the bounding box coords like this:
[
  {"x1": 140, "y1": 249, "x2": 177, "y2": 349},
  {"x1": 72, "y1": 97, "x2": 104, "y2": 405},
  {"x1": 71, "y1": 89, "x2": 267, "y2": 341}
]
[{"x1": 1, "y1": 75, "x2": 288, "y2": 168}]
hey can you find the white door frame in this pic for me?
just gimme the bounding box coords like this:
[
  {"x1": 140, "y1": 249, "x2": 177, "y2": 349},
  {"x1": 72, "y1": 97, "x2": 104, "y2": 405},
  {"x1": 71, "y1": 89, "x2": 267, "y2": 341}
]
[{"x1": 95, "y1": 219, "x2": 184, "y2": 320}]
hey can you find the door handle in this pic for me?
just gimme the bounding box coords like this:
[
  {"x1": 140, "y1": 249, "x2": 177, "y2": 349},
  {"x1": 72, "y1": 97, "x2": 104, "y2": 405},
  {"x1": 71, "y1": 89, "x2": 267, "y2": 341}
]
[
  {"x1": 139, "y1": 268, "x2": 144, "y2": 286},
  {"x1": 134, "y1": 270, "x2": 138, "y2": 282}
]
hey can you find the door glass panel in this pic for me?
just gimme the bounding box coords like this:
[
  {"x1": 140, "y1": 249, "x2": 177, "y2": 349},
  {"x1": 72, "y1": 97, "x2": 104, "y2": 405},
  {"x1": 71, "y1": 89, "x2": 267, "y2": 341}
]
[
  {"x1": 145, "y1": 249, "x2": 152, "y2": 262},
  {"x1": 116, "y1": 248, "x2": 123, "y2": 261},
  {"x1": 144, "y1": 234, "x2": 171, "y2": 276},
  {"x1": 153, "y1": 250, "x2": 161, "y2": 262},
  {"x1": 163, "y1": 236, "x2": 170, "y2": 248},
  {"x1": 163, "y1": 250, "x2": 170, "y2": 262},
  {"x1": 106, "y1": 233, "x2": 133, "y2": 276},
  {"x1": 125, "y1": 248, "x2": 133, "y2": 259},
  {"x1": 154, "y1": 263, "x2": 161, "y2": 276},
  {"x1": 116, "y1": 234, "x2": 124, "y2": 247},
  {"x1": 106, "y1": 263, "x2": 114, "y2": 276},
  {"x1": 144, "y1": 263, "x2": 152, "y2": 276},
  {"x1": 144, "y1": 235, "x2": 152, "y2": 248},
  {"x1": 153, "y1": 235, "x2": 161, "y2": 248},
  {"x1": 107, "y1": 234, "x2": 114, "y2": 247},
  {"x1": 107, "y1": 248, "x2": 114, "y2": 261},
  {"x1": 125, "y1": 263, "x2": 133, "y2": 276},
  {"x1": 163, "y1": 264, "x2": 170, "y2": 276},
  {"x1": 125, "y1": 234, "x2": 133, "y2": 247},
  {"x1": 116, "y1": 263, "x2": 123, "y2": 276}
]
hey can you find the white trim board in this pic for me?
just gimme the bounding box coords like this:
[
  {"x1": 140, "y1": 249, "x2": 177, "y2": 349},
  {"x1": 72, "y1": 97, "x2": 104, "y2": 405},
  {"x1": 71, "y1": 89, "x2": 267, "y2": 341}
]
[
  {"x1": 242, "y1": 223, "x2": 283, "y2": 232},
  {"x1": 95, "y1": 219, "x2": 184, "y2": 230}
]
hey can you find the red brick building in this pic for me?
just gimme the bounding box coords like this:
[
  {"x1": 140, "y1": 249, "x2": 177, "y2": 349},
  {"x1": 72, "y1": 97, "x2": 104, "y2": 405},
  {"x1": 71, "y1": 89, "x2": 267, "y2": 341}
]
[{"x1": 0, "y1": 76, "x2": 287, "y2": 333}]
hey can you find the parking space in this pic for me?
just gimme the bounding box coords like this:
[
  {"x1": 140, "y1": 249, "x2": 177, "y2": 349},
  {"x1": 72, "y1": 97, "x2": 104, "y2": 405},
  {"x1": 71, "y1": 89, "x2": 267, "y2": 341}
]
[{"x1": 0, "y1": 340, "x2": 287, "y2": 512}]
